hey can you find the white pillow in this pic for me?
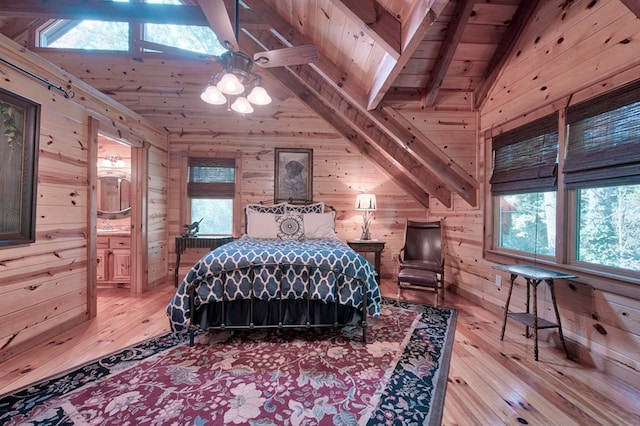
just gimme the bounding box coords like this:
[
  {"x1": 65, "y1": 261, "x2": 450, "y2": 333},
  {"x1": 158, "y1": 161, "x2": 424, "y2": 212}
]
[
  {"x1": 303, "y1": 211, "x2": 337, "y2": 239},
  {"x1": 246, "y1": 210, "x2": 278, "y2": 239}
]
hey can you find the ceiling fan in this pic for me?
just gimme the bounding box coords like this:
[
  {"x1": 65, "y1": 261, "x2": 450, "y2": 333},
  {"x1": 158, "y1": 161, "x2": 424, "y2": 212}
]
[{"x1": 197, "y1": 0, "x2": 318, "y2": 69}]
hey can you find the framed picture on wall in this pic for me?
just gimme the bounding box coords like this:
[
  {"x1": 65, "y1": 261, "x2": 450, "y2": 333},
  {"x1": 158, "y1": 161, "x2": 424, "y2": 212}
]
[
  {"x1": 0, "y1": 88, "x2": 41, "y2": 247},
  {"x1": 274, "y1": 148, "x2": 313, "y2": 204}
]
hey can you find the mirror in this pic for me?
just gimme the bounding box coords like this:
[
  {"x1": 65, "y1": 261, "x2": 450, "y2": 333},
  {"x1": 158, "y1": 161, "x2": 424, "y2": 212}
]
[{"x1": 97, "y1": 171, "x2": 131, "y2": 219}]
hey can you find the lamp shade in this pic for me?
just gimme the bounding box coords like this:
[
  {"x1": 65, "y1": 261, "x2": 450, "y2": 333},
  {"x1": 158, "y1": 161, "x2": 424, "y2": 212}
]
[
  {"x1": 247, "y1": 86, "x2": 272, "y2": 105},
  {"x1": 231, "y1": 96, "x2": 254, "y2": 114},
  {"x1": 200, "y1": 84, "x2": 227, "y2": 105},
  {"x1": 217, "y1": 72, "x2": 245, "y2": 95},
  {"x1": 355, "y1": 193, "x2": 377, "y2": 210}
]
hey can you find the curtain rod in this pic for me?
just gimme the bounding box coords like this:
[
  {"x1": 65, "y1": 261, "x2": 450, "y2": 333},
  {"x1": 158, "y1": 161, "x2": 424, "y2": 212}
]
[{"x1": 0, "y1": 57, "x2": 75, "y2": 99}]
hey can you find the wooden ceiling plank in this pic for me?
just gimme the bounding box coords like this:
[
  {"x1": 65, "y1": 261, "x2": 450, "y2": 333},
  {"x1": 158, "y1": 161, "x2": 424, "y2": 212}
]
[
  {"x1": 0, "y1": 0, "x2": 209, "y2": 26},
  {"x1": 422, "y1": 0, "x2": 476, "y2": 108},
  {"x1": 367, "y1": 0, "x2": 450, "y2": 110},
  {"x1": 620, "y1": 0, "x2": 640, "y2": 18},
  {"x1": 473, "y1": 0, "x2": 540, "y2": 110},
  {"x1": 327, "y1": 0, "x2": 401, "y2": 59}
]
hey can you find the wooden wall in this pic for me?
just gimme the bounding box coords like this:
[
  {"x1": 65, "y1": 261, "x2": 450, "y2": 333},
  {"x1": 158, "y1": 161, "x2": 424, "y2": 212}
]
[
  {"x1": 166, "y1": 94, "x2": 445, "y2": 280},
  {"x1": 0, "y1": 35, "x2": 168, "y2": 361},
  {"x1": 440, "y1": 0, "x2": 640, "y2": 386}
]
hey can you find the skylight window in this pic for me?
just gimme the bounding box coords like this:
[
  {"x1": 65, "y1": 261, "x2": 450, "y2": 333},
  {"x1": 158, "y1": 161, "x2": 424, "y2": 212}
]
[
  {"x1": 144, "y1": 0, "x2": 225, "y2": 55},
  {"x1": 41, "y1": 20, "x2": 129, "y2": 51},
  {"x1": 38, "y1": 0, "x2": 225, "y2": 56}
]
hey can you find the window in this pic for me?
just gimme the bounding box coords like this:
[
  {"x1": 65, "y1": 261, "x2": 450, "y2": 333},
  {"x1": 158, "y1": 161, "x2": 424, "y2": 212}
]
[
  {"x1": 37, "y1": 0, "x2": 224, "y2": 56},
  {"x1": 566, "y1": 80, "x2": 640, "y2": 273},
  {"x1": 490, "y1": 114, "x2": 558, "y2": 256},
  {"x1": 40, "y1": 20, "x2": 129, "y2": 51},
  {"x1": 144, "y1": 0, "x2": 224, "y2": 55},
  {"x1": 187, "y1": 158, "x2": 236, "y2": 236}
]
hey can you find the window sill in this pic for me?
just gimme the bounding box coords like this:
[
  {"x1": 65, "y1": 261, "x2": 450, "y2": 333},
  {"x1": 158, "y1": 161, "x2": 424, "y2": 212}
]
[{"x1": 485, "y1": 250, "x2": 640, "y2": 300}]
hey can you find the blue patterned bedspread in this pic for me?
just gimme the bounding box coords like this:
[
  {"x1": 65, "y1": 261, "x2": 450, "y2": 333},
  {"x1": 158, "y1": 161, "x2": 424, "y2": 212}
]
[{"x1": 166, "y1": 236, "x2": 381, "y2": 333}]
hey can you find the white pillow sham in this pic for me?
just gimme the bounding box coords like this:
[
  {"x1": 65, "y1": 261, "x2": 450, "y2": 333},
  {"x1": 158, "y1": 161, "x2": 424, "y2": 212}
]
[
  {"x1": 246, "y1": 210, "x2": 278, "y2": 239},
  {"x1": 303, "y1": 211, "x2": 337, "y2": 239}
]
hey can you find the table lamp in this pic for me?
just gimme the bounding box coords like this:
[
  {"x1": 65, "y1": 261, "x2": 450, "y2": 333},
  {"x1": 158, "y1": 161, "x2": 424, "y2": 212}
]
[{"x1": 355, "y1": 193, "x2": 377, "y2": 240}]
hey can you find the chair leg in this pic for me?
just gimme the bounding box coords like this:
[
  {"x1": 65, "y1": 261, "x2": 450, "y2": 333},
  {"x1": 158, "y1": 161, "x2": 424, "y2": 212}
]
[{"x1": 397, "y1": 283, "x2": 402, "y2": 303}]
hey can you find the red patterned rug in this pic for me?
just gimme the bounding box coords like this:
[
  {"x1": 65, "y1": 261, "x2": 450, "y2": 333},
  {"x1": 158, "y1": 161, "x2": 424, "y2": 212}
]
[{"x1": 0, "y1": 299, "x2": 456, "y2": 425}]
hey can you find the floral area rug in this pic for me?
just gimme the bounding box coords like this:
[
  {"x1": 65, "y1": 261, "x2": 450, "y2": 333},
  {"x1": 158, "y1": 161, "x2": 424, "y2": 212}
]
[{"x1": 0, "y1": 299, "x2": 457, "y2": 425}]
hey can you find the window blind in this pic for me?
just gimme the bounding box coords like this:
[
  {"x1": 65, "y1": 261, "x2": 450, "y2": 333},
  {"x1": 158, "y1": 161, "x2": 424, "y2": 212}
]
[
  {"x1": 187, "y1": 157, "x2": 235, "y2": 198},
  {"x1": 490, "y1": 113, "x2": 559, "y2": 195},
  {"x1": 565, "y1": 80, "x2": 640, "y2": 188}
]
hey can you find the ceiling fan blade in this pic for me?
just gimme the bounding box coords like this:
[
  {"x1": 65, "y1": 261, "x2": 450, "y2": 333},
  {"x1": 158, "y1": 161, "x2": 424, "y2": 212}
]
[
  {"x1": 253, "y1": 44, "x2": 319, "y2": 68},
  {"x1": 197, "y1": 0, "x2": 238, "y2": 51}
]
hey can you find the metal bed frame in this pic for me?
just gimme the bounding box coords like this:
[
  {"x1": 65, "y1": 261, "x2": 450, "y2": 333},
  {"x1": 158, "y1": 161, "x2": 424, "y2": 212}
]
[{"x1": 187, "y1": 262, "x2": 369, "y2": 346}]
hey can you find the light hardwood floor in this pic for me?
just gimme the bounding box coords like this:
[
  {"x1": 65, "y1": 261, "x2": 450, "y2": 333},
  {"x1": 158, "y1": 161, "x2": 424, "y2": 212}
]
[{"x1": 1, "y1": 280, "x2": 639, "y2": 425}]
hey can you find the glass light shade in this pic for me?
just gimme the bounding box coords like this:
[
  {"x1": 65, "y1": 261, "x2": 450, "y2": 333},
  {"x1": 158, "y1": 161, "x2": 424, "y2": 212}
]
[
  {"x1": 217, "y1": 72, "x2": 245, "y2": 95},
  {"x1": 200, "y1": 84, "x2": 226, "y2": 105},
  {"x1": 230, "y1": 96, "x2": 254, "y2": 114},
  {"x1": 355, "y1": 193, "x2": 377, "y2": 211},
  {"x1": 247, "y1": 86, "x2": 272, "y2": 105}
]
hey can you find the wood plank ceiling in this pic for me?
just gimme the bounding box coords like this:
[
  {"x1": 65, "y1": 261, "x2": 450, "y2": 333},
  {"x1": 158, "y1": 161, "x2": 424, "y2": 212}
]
[{"x1": 0, "y1": 0, "x2": 539, "y2": 208}]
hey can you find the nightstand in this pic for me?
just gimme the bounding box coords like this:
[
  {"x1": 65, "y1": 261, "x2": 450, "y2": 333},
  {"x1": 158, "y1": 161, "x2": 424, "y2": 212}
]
[{"x1": 347, "y1": 240, "x2": 385, "y2": 283}]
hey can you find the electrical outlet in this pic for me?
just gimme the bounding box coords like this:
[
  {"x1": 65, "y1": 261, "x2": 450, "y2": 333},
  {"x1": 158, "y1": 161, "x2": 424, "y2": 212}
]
[{"x1": 495, "y1": 274, "x2": 502, "y2": 288}]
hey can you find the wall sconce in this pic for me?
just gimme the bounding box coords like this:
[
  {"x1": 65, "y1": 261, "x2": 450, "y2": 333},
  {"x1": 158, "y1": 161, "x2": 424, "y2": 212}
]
[
  {"x1": 355, "y1": 193, "x2": 377, "y2": 240},
  {"x1": 102, "y1": 154, "x2": 125, "y2": 168}
]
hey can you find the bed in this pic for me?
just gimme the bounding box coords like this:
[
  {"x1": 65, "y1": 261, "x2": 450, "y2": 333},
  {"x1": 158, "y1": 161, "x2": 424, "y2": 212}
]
[{"x1": 166, "y1": 202, "x2": 382, "y2": 345}]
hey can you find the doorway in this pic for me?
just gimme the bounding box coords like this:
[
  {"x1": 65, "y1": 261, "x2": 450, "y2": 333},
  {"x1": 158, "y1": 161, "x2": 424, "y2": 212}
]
[{"x1": 96, "y1": 134, "x2": 135, "y2": 292}]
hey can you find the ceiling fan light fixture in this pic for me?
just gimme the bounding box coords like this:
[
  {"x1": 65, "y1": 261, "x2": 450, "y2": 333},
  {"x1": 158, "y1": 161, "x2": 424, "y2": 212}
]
[
  {"x1": 201, "y1": 83, "x2": 227, "y2": 105},
  {"x1": 217, "y1": 72, "x2": 245, "y2": 95},
  {"x1": 231, "y1": 96, "x2": 254, "y2": 114},
  {"x1": 247, "y1": 86, "x2": 272, "y2": 105}
]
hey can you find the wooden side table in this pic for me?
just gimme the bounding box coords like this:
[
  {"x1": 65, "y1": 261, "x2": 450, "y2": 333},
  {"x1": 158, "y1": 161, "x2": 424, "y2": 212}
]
[
  {"x1": 347, "y1": 240, "x2": 385, "y2": 283},
  {"x1": 494, "y1": 264, "x2": 576, "y2": 361}
]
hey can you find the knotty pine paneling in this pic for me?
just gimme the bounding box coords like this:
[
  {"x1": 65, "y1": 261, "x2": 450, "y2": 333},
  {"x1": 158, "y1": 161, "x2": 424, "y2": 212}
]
[
  {"x1": 0, "y1": 35, "x2": 168, "y2": 361},
  {"x1": 474, "y1": 0, "x2": 640, "y2": 386}
]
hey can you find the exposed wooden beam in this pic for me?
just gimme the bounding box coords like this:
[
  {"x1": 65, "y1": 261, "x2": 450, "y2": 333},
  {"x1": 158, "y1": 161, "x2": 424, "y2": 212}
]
[
  {"x1": 422, "y1": 0, "x2": 476, "y2": 108},
  {"x1": 327, "y1": 0, "x2": 401, "y2": 59},
  {"x1": 241, "y1": 0, "x2": 369, "y2": 110},
  {"x1": 0, "y1": 0, "x2": 209, "y2": 25},
  {"x1": 367, "y1": 0, "x2": 450, "y2": 110},
  {"x1": 241, "y1": 29, "x2": 455, "y2": 207},
  {"x1": 374, "y1": 106, "x2": 478, "y2": 206},
  {"x1": 620, "y1": 0, "x2": 640, "y2": 18},
  {"x1": 474, "y1": 0, "x2": 540, "y2": 110}
]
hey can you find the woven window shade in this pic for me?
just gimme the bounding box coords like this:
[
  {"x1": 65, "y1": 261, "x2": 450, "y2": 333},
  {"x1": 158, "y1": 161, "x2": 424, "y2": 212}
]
[
  {"x1": 187, "y1": 157, "x2": 235, "y2": 198},
  {"x1": 490, "y1": 113, "x2": 558, "y2": 195},
  {"x1": 565, "y1": 80, "x2": 640, "y2": 188}
]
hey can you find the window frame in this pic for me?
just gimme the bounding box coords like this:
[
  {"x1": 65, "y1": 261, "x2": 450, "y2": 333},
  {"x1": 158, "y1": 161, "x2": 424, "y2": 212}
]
[
  {"x1": 484, "y1": 84, "x2": 640, "y2": 296},
  {"x1": 181, "y1": 152, "x2": 242, "y2": 239}
]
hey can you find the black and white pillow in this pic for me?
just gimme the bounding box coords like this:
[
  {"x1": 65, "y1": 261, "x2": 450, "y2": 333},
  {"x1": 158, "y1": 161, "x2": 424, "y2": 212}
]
[
  {"x1": 285, "y1": 202, "x2": 324, "y2": 214},
  {"x1": 246, "y1": 203, "x2": 287, "y2": 214},
  {"x1": 276, "y1": 213, "x2": 305, "y2": 240}
]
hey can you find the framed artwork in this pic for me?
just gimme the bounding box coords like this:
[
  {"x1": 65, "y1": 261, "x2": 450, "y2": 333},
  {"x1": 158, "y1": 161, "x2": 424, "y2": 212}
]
[
  {"x1": 0, "y1": 88, "x2": 41, "y2": 247},
  {"x1": 274, "y1": 148, "x2": 313, "y2": 204}
]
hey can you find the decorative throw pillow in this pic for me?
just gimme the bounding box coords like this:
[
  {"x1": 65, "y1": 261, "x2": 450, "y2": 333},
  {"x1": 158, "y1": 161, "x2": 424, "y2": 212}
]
[
  {"x1": 276, "y1": 213, "x2": 305, "y2": 240},
  {"x1": 285, "y1": 202, "x2": 324, "y2": 214},
  {"x1": 303, "y1": 211, "x2": 337, "y2": 239},
  {"x1": 246, "y1": 203, "x2": 287, "y2": 214},
  {"x1": 246, "y1": 210, "x2": 278, "y2": 239}
]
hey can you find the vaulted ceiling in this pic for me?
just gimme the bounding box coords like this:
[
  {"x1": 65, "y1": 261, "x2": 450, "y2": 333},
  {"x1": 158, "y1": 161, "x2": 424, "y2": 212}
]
[{"x1": 0, "y1": 0, "x2": 547, "y2": 208}]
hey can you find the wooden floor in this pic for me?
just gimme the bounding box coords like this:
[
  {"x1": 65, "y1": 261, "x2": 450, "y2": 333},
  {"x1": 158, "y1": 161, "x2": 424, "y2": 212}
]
[{"x1": 1, "y1": 280, "x2": 639, "y2": 425}]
